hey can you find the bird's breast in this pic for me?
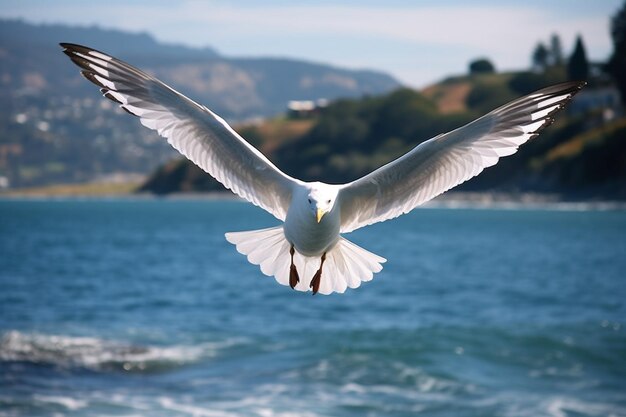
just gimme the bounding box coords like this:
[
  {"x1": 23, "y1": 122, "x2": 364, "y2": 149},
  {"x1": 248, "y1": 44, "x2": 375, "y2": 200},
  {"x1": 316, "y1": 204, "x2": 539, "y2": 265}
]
[{"x1": 284, "y1": 206, "x2": 340, "y2": 257}]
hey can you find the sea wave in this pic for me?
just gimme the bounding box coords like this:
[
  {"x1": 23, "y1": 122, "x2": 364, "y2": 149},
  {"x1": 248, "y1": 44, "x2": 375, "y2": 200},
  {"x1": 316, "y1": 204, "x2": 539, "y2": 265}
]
[
  {"x1": 32, "y1": 395, "x2": 88, "y2": 411},
  {"x1": 0, "y1": 330, "x2": 242, "y2": 372}
]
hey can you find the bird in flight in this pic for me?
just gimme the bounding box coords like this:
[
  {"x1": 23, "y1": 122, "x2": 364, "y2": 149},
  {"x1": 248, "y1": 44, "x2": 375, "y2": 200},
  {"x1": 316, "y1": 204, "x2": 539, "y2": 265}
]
[{"x1": 60, "y1": 43, "x2": 584, "y2": 295}]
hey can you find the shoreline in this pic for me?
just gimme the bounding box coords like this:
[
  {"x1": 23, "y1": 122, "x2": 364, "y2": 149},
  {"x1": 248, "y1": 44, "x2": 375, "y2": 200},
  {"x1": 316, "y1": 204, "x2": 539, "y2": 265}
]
[
  {"x1": 423, "y1": 192, "x2": 626, "y2": 211},
  {"x1": 2, "y1": 190, "x2": 625, "y2": 211}
]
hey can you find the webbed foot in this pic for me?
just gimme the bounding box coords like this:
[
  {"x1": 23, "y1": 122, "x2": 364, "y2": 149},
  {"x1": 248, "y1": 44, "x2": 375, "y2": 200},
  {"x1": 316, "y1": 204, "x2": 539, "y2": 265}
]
[
  {"x1": 289, "y1": 246, "x2": 299, "y2": 289},
  {"x1": 309, "y1": 252, "x2": 327, "y2": 295}
]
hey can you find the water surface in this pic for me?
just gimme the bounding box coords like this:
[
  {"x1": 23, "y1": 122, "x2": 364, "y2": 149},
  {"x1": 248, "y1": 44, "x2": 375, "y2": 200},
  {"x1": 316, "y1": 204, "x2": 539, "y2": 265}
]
[{"x1": 1, "y1": 199, "x2": 625, "y2": 416}]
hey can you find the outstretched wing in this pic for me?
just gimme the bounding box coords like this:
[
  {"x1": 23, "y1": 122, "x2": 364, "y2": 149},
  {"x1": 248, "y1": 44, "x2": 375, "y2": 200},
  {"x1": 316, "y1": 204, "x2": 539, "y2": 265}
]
[
  {"x1": 338, "y1": 81, "x2": 585, "y2": 233},
  {"x1": 60, "y1": 43, "x2": 300, "y2": 220}
]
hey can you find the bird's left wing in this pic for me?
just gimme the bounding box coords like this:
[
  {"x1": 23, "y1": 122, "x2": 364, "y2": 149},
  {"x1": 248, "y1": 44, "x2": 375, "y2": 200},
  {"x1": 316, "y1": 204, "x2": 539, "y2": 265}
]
[
  {"x1": 338, "y1": 81, "x2": 585, "y2": 233},
  {"x1": 61, "y1": 43, "x2": 300, "y2": 220}
]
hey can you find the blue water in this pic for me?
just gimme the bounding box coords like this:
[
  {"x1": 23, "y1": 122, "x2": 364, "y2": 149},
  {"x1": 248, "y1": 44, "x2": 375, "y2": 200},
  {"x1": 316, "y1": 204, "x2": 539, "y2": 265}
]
[{"x1": 1, "y1": 199, "x2": 625, "y2": 417}]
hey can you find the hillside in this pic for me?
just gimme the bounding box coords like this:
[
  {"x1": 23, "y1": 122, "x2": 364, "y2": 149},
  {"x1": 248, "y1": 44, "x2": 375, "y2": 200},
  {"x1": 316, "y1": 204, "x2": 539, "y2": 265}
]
[
  {"x1": 0, "y1": 19, "x2": 400, "y2": 188},
  {"x1": 531, "y1": 117, "x2": 626, "y2": 198},
  {"x1": 139, "y1": 69, "x2": 626, "y2": 200}
]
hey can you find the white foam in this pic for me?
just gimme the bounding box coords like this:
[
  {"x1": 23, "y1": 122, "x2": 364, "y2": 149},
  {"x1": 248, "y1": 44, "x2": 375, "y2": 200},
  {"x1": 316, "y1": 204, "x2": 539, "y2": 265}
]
[
  {"x1": 0, "y1": 330, "x2": 243, "y2": 371},
  {"x1": 158, "y1": 397, "x2": 240, "y2": 417},
  {"x1": 33, "y1": 394, "x2": 87, "y2": 410},
  {"x1": 255, "y1": 410, "x2": 321, "y2": 417},
  {"x1": 545, "y1": 396, "x2": 625, "y2": 417},
  {"x1": 476, "y1": 392, "x2": 625, "y2": 417}
]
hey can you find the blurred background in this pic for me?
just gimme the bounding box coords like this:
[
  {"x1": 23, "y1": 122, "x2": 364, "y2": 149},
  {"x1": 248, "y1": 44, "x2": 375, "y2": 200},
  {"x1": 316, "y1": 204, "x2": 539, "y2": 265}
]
[
  {"x1": 1, "y1": 1, "x2": 625, "y2": 416},
  {"x1": 0, "y1": 0, "x2": 625, "y2": 198}
]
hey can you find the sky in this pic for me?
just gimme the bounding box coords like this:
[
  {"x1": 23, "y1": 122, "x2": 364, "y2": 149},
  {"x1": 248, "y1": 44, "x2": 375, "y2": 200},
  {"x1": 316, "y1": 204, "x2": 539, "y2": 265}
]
[{"x1": 1, "y1": 0, "x2": 623, "y2": 87}]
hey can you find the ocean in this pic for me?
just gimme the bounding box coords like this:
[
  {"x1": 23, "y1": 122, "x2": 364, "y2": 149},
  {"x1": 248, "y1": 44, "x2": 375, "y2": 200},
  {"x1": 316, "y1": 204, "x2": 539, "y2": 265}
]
[{"x1": 1, "y1": 199, "x2": 625, "y2": 417}]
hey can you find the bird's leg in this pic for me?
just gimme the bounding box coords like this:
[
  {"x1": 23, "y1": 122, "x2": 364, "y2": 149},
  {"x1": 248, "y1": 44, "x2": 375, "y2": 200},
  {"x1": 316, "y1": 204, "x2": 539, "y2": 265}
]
[
  {"x1": 309, "y1": 252, "x2": 327, "y2": 295},
  {"x1": 289, "y1": 245, "x2": 299, "y2": 289}
]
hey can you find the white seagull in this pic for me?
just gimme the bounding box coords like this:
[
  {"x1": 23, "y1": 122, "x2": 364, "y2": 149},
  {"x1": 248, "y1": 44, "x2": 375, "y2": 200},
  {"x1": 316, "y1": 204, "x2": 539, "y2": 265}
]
[{"x1": 60, "y1": 43, "x2": 584, "y2": 295}]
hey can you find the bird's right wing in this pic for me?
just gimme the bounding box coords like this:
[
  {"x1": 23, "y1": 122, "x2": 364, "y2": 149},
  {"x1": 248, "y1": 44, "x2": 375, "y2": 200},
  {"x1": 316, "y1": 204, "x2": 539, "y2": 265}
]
[
  {"x1": 338, "y1": 81, "x2": 585, "y2": 233},
  {"x1": 60, "y1": 43, "x2": 301, "y2": 220}
]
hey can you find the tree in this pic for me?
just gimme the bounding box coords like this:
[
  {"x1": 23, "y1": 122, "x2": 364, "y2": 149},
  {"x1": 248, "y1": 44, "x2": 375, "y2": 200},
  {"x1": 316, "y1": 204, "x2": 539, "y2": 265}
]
[
  {"x1": 509, "y1": 67, "x2": 567, "y2": 96},
  {"x1": 532, "y1": 42, "x2": 549, "y2": 71},
  {"x1": 469, "y1": 58, "x2": 496, "y2": 74},
  {"x1": 607, "y1": 1, "x2": 626, "y2": 103},
  {"x1": 550, "y1": 33, "x2": 564, "y2": 66},
  {"x1": 568, "y1": 35, "x2": 589, "y2": 81}
]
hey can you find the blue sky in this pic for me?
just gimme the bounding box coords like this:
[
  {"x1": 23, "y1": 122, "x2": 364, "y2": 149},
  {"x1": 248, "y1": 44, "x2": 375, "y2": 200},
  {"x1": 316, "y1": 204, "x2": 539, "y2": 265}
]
[{"x1": 1, "y1": 0, "x2": 622, "y2": 87}]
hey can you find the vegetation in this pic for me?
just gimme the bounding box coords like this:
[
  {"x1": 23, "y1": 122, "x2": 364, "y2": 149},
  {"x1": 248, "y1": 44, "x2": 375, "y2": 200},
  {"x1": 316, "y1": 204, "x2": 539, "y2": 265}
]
[
  {"x1": 607, "y1": 1, "x2": 626, "y2": 103},
  {"x1": 138, "y1": 158, "x2": 224, "y2": 194},
  {"x1": 469, "y1": 59, "x2": 496, "y2": 75},
  {"x1": 532, "y1": 43, "x2": 550, "y2": 71},
  {"x1": 532, "y1": 118, "x2": 626, "y2": 198},
  {"x1": 532, "y1": 34, "x2": 567, "y2": 71},
  {"x1": 508, "y1": 66, "x2": 567, "y2": 96},
  {"x1": 465, "y1": 76, "x2": 518, "y2": 114},
  {"x1": 568, "y1": 35, "x2": 589, "y2": 81},
  {"x1": 274, "y1": 89, "x2": 472, "y2": 183},
  {"x1": 549, "y1": 34, "x2": 565, "y2": 66},
  {"x1": 140, "y1": 61, "x2": 626, "y2": 199}
]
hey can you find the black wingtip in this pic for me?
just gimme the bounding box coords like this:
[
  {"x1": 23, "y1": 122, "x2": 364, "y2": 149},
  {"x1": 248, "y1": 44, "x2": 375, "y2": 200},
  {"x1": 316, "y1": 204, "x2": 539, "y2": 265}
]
[
  {"x1": 537, "y1": 80, "x2": 587, "y2": 97},
  {"x1": 568, "y1": 80, "x2": 587, "y2": 93},
  {"x1": 60, "y1": 42, "x2": 85, "y2": 49},
  {"x1": 568, "y1": 80, "x2": 587, "y2": 92},
  {"x1": 59, "y1": 42, "x2": 79, "y2": 51},
  {"x1": 569, "y1": 81, "x2": 587, "y2": 99},
  {"x1": 59, "y1": 43, "x2": 110, "y2": 59},
  {"x1": 80, "y1": 70, "x2": 106, "y2": 89}
]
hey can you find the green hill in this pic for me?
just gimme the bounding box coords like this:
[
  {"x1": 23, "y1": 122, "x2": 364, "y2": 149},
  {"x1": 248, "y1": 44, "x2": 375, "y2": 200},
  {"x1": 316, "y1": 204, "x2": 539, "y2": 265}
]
[
  {"x1": 140, "y1": 69, "x2": 626, "y2": 199},
  {"x1": 531, "y1": 117, "x2": 626, "y2": 198}
]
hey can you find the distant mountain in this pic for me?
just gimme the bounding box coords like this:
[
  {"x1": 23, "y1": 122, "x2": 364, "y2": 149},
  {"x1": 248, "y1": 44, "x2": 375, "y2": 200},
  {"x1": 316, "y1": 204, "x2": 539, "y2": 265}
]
[
  {"x1": 0, "y1": 19, "x2": 220, "y2": 61},
  {"x1": 0, "y1": 19, "x2": 399, "y2": 118},
  {"x1": 0, "y1": 19, "x2": 400, "y2": 188}
]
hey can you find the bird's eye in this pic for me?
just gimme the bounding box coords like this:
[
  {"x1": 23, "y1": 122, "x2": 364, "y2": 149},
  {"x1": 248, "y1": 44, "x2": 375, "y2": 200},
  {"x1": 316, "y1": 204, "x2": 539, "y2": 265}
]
[
  {"x1": 308, "y1": 199, "x2": 312, "y2": 204},
  {"x1": 327, "y1": 199, "x2": 331, "y2": 204}
]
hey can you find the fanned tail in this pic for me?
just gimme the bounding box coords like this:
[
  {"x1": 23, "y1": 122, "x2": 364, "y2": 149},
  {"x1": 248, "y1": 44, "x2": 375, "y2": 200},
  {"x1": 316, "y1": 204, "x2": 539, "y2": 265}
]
[{"x1": 225, "y1": 227, "x2": 386, "y2": 295}]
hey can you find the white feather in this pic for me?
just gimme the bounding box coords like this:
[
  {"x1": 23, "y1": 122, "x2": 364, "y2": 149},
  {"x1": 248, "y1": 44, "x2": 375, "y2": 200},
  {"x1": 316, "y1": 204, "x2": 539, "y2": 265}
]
[
  {"x1": 225, "y1": 227, "x2": 385, "y2": 295},
  {"x1": 61, "y1": 43, "x2": 300, "y2": 221},
  {"x1": 338, "y1": 81, "x2": 584, "y2": 232}
]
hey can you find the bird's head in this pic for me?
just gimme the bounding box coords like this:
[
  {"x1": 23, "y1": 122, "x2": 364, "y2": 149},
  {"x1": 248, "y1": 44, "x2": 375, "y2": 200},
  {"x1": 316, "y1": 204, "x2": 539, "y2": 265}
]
[{"x1": 307, "y1": 185, "x2": 338, "y2": 223}]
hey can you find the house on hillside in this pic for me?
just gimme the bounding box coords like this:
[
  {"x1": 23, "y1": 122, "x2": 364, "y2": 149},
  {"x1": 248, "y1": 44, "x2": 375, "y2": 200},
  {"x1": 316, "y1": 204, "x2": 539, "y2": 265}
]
[
  {"x1": 569, "y1": 85, "x2": 623, "y2": 122},
  {"x1": 287, "y1": 99, "x2": 329, "y2": 119}
]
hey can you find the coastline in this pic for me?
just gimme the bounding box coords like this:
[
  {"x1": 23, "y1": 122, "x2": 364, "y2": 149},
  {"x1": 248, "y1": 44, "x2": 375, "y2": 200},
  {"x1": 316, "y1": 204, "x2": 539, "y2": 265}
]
[
  {"x1": 2, "y1": 189, "x2": 625, "y2": 211},
  {"x1": 422, "y1": 191, "x2": 626, "y2": 211}
]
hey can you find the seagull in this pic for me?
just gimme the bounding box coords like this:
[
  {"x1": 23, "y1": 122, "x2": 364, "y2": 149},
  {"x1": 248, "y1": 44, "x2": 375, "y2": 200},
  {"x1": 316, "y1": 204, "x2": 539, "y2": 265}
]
[{"x1": 60, "y1": 43, "x2": 584, "y2": 295}]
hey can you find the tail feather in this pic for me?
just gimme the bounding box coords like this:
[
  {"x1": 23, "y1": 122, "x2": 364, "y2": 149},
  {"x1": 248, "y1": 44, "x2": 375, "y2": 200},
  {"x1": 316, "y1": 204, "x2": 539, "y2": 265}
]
[
  {"x1": 340, "y1": 238, "x2": 384, "y2": 281},
  {"x1": 225, "y1": 226, "x2": 386, "y2": 295}
]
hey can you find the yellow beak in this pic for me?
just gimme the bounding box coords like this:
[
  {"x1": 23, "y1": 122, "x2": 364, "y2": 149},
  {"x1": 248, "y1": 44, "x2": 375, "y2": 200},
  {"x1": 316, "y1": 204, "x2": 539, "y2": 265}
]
[{"x1": 316, "y1": 208, "x2": 326, "y2": 223}]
